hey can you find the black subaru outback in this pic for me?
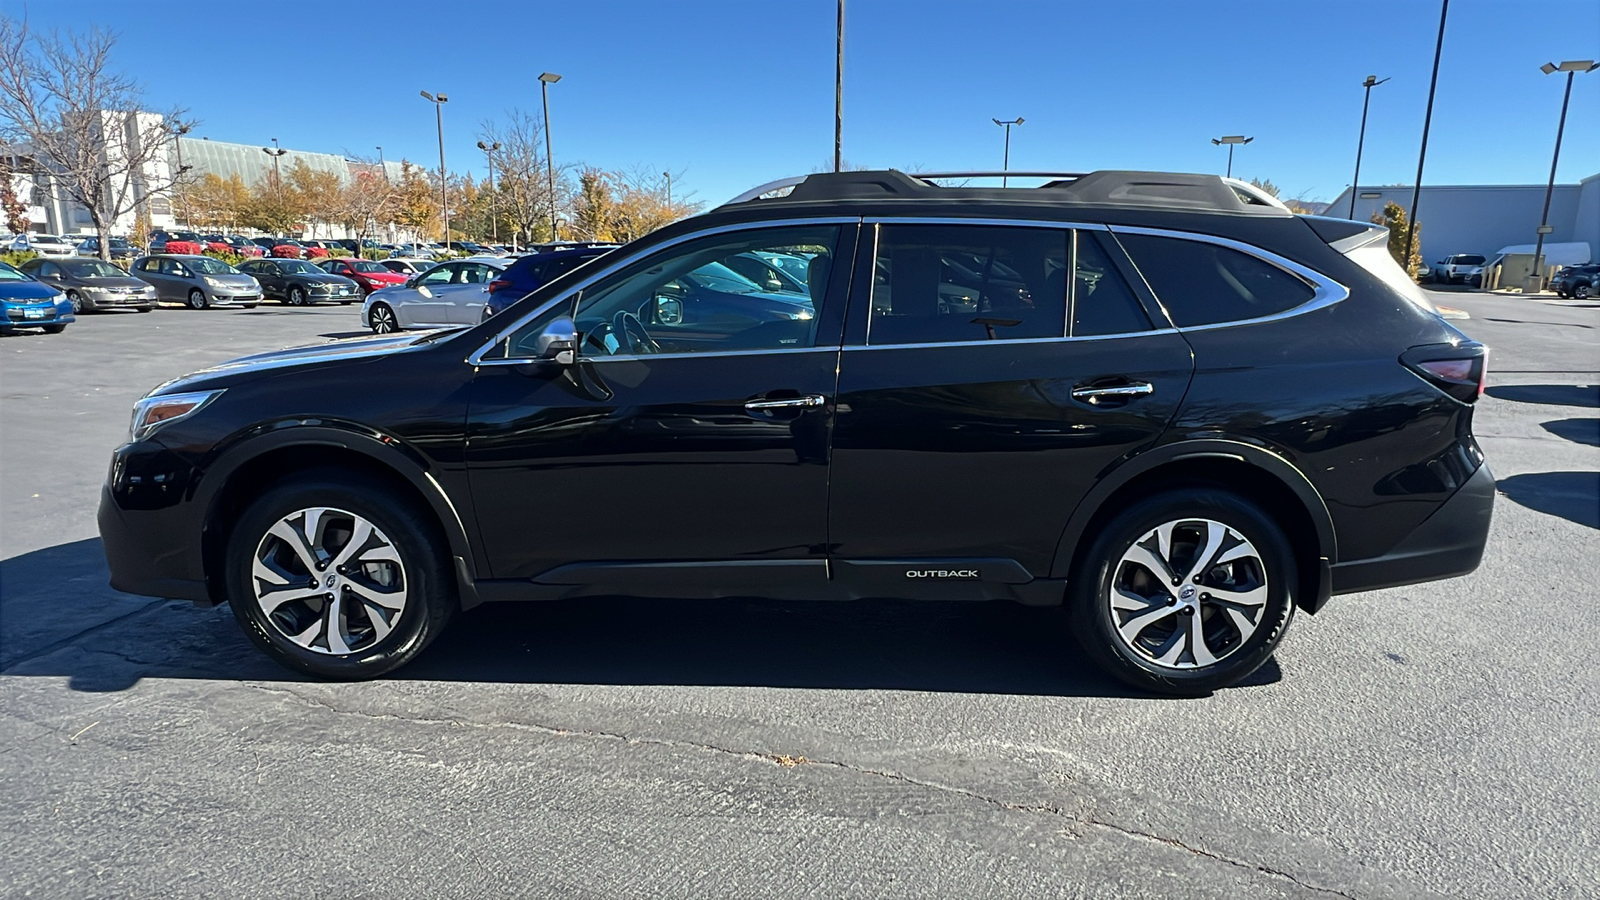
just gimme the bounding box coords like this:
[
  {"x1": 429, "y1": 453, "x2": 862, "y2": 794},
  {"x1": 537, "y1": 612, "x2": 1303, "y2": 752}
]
[{"x1": 99, "y1": 170, "x2": 1493, "y2": 694}]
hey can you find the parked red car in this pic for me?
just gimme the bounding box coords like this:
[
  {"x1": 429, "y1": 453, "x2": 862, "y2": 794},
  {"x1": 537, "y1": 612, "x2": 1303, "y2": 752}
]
[{"x1": 318, "y1": 257, "x2": 409, "y2": 294}]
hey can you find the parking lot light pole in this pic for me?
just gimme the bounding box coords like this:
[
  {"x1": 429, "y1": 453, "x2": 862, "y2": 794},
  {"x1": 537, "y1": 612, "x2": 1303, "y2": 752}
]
[
  {"x1": 664, "y1": 171, "x2": 672, "y2": 212},
  {"x1": 262, "y1": 138, "x2": 287, "y2": 185},
  {"x1": 421, "y1": 91, "x2": 449, "y2": 248},
  {"x1": 992, "y1": 118, "x2": 1023, "y2": 187},
  {"x1": 1210, "y1": 135, "x2": 1252, "y2": 178},
  {"x1": 539, "y1": 73, "x2": 562, "y2": 241},
  {"x1": 1349, "y1": 76, "x2": 1389, "y2": 219},
  {"x1": 477, "y1": 140, "x2": 501, "y2": 244},
  {"x1": 376, "y1": 146, "x2": 386, "y2": 182},
  {"x1": 1403, "y1": 0, "x2": 1449, "y2": 270},
  {"x1": 1530, "y1": 60, "x2": 1597, "y2": 291}
]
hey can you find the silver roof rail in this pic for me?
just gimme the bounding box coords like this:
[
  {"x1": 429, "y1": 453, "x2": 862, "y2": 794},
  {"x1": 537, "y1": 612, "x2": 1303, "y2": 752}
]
[
  {"x1": 910, "y1": 171, "x2": 1089, "y2": 182},
  {"x1": 724, "y1": 175, "x2": 808, "y2": 205}
]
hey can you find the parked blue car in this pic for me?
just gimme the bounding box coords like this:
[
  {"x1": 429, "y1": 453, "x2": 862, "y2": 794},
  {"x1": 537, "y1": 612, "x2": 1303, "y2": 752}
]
[
  {"x1": 482, "y1": 243, "x2": 618, "y2": 319},
  {"x1": 0, "y1": 261, "x2": 74, "y2": 334}
]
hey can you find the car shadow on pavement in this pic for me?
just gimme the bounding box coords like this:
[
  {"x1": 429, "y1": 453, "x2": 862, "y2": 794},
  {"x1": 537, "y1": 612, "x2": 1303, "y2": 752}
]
[
  {"x1": 1484, "y1": 384, "x2": 1599, "y2": 408},
  {"x1": 3, "y1": 538, "x2": 1279, "y2": 697},
  {"x1": 1497, "y1": 472, "x2": 1600, "y2": 530},
  {"x1": 1541, "y1": 417, "x2": 1600, "y2": 447}
]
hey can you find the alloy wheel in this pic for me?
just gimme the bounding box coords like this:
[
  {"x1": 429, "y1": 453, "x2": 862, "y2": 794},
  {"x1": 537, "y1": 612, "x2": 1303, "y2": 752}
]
[
  {"x1": 1107, "y1": 518, "x2": 1268, "y2": 670},
  {"x1": 1576, "y1": 285, "x2": 1591, "y2": 300},
  {"x1": 370, "y1": 304, "x2": 397, "y2": 334},
  {"x1": 188, "y1": 289, "x2": 208, "y2": 309},
  {"x1": 67, "y1": 290, "x2": 82, "y2": 313},
  {"x1": 250, "y1": 507, "x2": 408, "y2": 655},
  {"x1": 290, "y1": 286, "x2": 306, "y2": 306}
]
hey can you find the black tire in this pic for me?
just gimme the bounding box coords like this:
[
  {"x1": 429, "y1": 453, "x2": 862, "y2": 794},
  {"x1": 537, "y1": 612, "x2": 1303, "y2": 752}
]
[
  {"x1": 369, "y1": 302, "x2": 398, "y2": 334},
  {"x1": 42, "y1": 324, "x2": 66, "y2": 334},
  {"x1": 187, "y1": 289, "x2": 209, "y2": 310},
  {"x1": 135, "y1": 306, "x2": 153, "y2": 313},
  {"x1": 1576, "y1": 284, "x2": 1591, "y2": 300},
  {"x1": 1067, "y1": 489, "x2": 1297, "y2": 696},
  {"x1": 66, "y1": 290, "x2": 84, "y2": 313},
  {"x1": 288, "y1": 286, "x2": 307, "y2": 306},
  {"x1": 224, "y1": 470, "x2": 456, "y2": 679}
]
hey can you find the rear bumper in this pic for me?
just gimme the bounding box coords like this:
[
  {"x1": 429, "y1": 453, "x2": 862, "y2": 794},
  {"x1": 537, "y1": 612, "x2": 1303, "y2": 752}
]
[{"x1": 1331, "y1": 462, "x2": 1495, "y2": 595}]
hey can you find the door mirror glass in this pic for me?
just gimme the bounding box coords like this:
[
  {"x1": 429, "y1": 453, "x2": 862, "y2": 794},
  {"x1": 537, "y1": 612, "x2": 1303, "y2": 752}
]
[{"x1": 654, "y1": 293, "x2": 683, "y2": 326}]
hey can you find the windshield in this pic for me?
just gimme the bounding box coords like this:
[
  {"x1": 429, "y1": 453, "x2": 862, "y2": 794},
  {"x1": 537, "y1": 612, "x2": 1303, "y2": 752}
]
[
  {"x1": 350, "y1": 260, "x2": 388, "y2": 273},
  {"x1": 63, "y1": 260, "x2": 126, "y2": 278},
  {"x1": 37, "y1": 234, "x2": 63, "y2": 242},
  {"x1": 0, "y1": 262, "x2": 27, "y2": 280},
  {"x1": 276, "y1": 260, "x2": 323, "y2": 275},
  {"x1": 173, "y1": 232, "x2": 204, "y2": 242},
  {"x1": 685, "y1": 262, "x2": 765, "y2": 294},
  {"x1": 188, "y1": 257, "x2": 240, "y2": 275}
]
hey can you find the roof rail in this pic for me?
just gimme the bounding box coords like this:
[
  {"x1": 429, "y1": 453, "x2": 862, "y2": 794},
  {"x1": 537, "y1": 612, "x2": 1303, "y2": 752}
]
[{"x1": 722, "y1": 169, "x2": 1293, "y2": 215}]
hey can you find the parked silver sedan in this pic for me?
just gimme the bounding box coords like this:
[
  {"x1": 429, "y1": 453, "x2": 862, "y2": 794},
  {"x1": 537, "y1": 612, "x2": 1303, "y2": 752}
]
[
  {"x1": 130, "y1": 255, "x2": 262, "y2": 309},
  {"x1": 17, "y1": 257, "x2": 158, "y2": 312},
  {"x1": 361, "y1": 257, "x2": 507, "y2": 332}
]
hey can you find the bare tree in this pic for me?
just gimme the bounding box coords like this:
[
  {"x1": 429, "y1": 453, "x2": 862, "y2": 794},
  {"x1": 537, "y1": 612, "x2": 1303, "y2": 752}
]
[
  {"x1": 337, "y1": 156, "x2": 397, "y2": 253},
  {"x1": 477, "y1": 109, "x2": 573, "y2": 245},
  {"x1": 0, "y1": 16, "x2": 188, "y2": 260}
]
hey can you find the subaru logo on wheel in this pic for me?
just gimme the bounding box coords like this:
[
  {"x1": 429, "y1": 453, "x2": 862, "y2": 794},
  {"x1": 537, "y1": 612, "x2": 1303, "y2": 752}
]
[{"x1": 1179, "y1": 585, "x2": 1196, "y2": 600}]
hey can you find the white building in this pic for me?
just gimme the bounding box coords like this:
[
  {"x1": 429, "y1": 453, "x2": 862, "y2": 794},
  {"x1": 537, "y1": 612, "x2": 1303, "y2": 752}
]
[{"x1": 1323, "y1": 174, "x2": 1599, "y2": 270}]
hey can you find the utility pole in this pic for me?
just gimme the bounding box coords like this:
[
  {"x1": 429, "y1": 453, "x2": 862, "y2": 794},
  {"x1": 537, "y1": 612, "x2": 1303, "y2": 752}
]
[
  {"x1": 992, "y1": 118, "x2": 1023, "y2": 187},
  {"x1": 1403, "y1": 0, "x2": 1449, "y2": 269},
  {"x1": 1349, "y1": 76, "x2": 1389, "y2": 219},
  {"x1": 540, "y1": 72, "x2": 562, "y2": 241}
]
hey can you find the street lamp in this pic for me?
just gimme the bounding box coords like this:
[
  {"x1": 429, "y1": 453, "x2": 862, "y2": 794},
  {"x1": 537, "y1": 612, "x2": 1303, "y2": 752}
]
[
  {"x1": 421, "y1": 91, "x2": 450, "y2": 248},
  {"x1": 664, "y1": 171, "x2": 672, "y2": 211},
  {"x1": 992, "y1": 117, "x2": 1024, "y2": 187},
  {"x1": 376, "y1": 146, "x2": 386, "y2": 182},
  {"x1": 261, "y1": 137, "x2": 287, "y2": 183},
  {"x1": 539, "y1": 72, "x2": 561, "y2": 240},
  {"x1": 171, "y1": 122, "x2": 192, "y2": 227},
  {"x1": 1348, "y1": 75, "x2": 1389, "y2": 219},
  {"x1": 1210, "y1": 135, "x2": 1253, "y2": 178},
  {"x1": 1529, "y1": 60, "x2": 1597, "y2": 292},
  {"x1": 477, "y1": 140, "x2": 501, "y2": 245}
]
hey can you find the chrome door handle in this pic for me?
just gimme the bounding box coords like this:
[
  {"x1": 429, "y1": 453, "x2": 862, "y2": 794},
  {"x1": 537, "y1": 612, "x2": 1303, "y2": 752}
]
[
  {"x1": 744, "y1": 394, "x2": 826, "y2": 412},
  {"x1": 1071, "y1": 382, "x2": 1154, "y2": 404}
]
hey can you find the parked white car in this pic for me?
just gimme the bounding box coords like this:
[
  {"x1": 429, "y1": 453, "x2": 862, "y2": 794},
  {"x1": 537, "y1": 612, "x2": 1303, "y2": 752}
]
[
  {"x1": 361, "y1": 256, "x2": 508, "y2": 333},
  {"x1": 9, "y1": 233, "x2": 76, "y2": 257},
  {"x1": 1431, "y1": 253, "x2": 1486, "y2": 285}
]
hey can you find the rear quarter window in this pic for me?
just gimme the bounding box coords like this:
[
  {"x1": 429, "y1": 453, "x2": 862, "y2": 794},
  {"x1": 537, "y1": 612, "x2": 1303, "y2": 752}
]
[{"x1": 1115, "y1": 233, "x2": 1315, "y2": 327}]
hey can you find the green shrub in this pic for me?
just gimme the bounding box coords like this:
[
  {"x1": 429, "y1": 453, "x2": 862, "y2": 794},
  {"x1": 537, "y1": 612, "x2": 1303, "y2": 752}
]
[
  {"x1": 203, "y1": 249, "x2": 247, "y2": 267},
  {"x1": 1, "y1": 250, "x2": 38, "y2": 268},
  {"x1": 360, "y1": 249, "x2": 391, "y2": 260}
]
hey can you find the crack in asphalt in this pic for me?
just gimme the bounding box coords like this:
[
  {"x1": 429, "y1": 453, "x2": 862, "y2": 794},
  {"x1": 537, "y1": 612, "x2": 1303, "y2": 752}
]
[
  {"x1": 243, "y1": 682, "x2": 1360, "y2": 899},
  {"x1": 0, "y1": 599, "x2": 171, "y2": 674}
]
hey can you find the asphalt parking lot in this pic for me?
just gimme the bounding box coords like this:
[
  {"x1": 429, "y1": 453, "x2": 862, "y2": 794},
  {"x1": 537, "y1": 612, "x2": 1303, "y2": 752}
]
[{"x1": 2, "y1": 292, "x2": 1596, "y2": 898}]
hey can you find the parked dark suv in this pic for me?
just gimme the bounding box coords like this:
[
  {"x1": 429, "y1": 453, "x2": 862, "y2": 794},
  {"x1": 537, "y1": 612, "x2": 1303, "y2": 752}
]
[
  {"x1": 1553, "y1": 264, "x2": 1598, "y2": 299},
  {"x1": 483, "y1": 243, "x2": 618, "y2": 318},
  {"x1": 98, "y1": 169, "x2": 1494, "y2": 694}
]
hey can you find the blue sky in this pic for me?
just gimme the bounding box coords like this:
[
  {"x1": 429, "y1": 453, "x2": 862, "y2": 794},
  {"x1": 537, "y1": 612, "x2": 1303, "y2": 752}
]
[{"x1": 14, "y1": 0, "x2": 1600, "y2": 207}]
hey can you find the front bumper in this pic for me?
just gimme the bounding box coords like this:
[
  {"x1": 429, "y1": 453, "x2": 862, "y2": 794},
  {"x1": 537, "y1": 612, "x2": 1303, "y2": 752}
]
[
  {"x1": 1331, "y1": 462, "x2": 1495, "y2": 594},
  {"x1": 209, "y1": 292, "x2": 261, "y2": 306},
  {"x1": 99, "y1": 442, "x2": 211, "y2": 603},
  {"x1": 82, "y1": 290, "x2": 157, "y2": 310},
  {"x1": 3, "y1": 303, "x2": 75, "y2": 327}
]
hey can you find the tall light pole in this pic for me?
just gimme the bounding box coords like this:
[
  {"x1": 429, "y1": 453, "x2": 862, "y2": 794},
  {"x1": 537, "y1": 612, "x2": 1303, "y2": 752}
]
[
  {"x1": 539, "y1": 72, "x2": 562, "y2": 240},
  {"x1": 376, "y1": 146, "x2": 386, "y2": 181},
  {"x1": 421, "y1": 91, "x2": 449, "y2": 248},
  {"x1": 171, "y1": 122, "x2": 191, "y2": 228},
  {"x1": 1403, "y1": 0, "x2": 1449, "y2": 271},
  {"x1": 664, "y1": 171, "x2": 672, "y2": 211},
  {"x1": 835, "y1": 0, "x2": 844, "y2": 173},
  {"x1": 1210, "y1": 135, "x2": 1253, "y2": 178},
  {"x1": 1530, "y1": 60, "x2": 1597, "y2": 291},
  {"x1": 477, "y1": 140, "x2": 501, "y2": 245},
  {"x1": 1348, "y1": 75, "x2": 1389, "y2": 219},
  {"x1": 262, "y1": 137, "x2": 287, "y2": 184},
  {"x1": 992, "y1": 117, "x2": 1024, "y2": 187}
]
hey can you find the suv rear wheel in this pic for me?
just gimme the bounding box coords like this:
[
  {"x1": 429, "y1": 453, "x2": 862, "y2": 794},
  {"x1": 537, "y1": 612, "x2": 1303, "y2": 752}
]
[
  {"x1": 1069, "y1": 489, "x2": 1296, "y2": 696},
  {"x1": 224, "y1": 472, "x2": 455, "y2": 679}
]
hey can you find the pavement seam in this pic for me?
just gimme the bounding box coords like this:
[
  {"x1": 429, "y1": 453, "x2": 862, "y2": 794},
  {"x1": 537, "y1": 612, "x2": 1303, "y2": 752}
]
[
  {"x1": 241, "y1": 682, "x2": 1362, "y2": 900},
  {"x1": 0, "y1": 599, "x2": 172, "y2": 674}
]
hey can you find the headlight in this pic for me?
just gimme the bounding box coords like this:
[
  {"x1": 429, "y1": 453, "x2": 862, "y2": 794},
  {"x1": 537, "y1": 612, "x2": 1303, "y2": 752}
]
[
  {"x1": 203, "y1": 276, "x2": 226, "y2": 288},
  {"x1": 128, "y1": 390, "x2": 224, "y2": 442}
]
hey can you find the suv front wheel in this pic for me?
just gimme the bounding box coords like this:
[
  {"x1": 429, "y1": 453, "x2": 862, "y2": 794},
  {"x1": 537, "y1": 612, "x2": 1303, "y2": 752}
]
[
  {"x1": 1069, "y1": 489, "x2": 1296, "y2": 696},
  {"x1": 224, "y1": 472, "x2": 456, "y2": 678}
]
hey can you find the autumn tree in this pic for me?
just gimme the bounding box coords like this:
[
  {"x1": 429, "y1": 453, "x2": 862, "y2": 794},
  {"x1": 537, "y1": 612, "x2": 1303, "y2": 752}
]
[
  {"x1": 285, "y1": 158, "x2": 340, "y2": 236},
  {"x1": 391, "y1": 160, "x2": 436, "y2": 240},
  {"x1": 1372, "y1": 201, "x2": 1424, "y2": 281},
  {"x1": 174, "y1": 172, "x2": 249, "y2": 230},
  {"x1": 337, "y1": 158, "x2": 395, "y2": 250},
  {"x1": 477, "y1": 109, "x2": 571, "y2": 244},
  {"x1": 0, "y1": 154, "x2": 26, "y2": 232},
  {"x1": 243, "y1": 170, "x2": 301, "y2": 236},
  {"x1": 571, "y1": 167, "x2": 614, "y2": 242},
  {"x1": 0, "y1": 16, "x2": 189, "y2": 260}
]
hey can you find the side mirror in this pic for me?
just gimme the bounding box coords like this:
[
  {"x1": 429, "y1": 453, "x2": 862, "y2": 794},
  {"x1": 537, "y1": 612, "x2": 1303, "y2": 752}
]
[
  {"x1": 532, "y1": 314, "x2": 578, "y2": 364},
  {"x1": 655, "y1": 294, "x2": 683, "y2": 326}
]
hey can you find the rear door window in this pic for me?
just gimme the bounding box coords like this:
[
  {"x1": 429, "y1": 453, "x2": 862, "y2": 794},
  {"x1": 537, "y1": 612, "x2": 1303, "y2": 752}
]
[
  {"x1": 868, "y1": 224, "x2": 1068, "y2": 345},
  {"x1": 1071, "y1": 232, "x2": 1151, "y2": 336},
  {"x1": 1115, "y1": 232, "x2": 1315, "y2": 327}
]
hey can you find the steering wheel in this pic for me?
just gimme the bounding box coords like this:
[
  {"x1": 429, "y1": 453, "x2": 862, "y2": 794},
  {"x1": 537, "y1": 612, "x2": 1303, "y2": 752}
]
[{"x1": 612, "y1": 310, "x2": 660, "y2": 355}]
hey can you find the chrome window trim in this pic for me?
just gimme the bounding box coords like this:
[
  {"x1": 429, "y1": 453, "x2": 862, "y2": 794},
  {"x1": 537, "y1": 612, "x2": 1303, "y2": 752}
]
[
  {"x1": 840, "y1": 329, "x2": 1181, "y2": 352},
  {"x1": 467, "y1": 216, "x2": 861, "y2": 366},
  {"x1": 1106, "y1": 224, "x2": 1349, "y2": 332}
]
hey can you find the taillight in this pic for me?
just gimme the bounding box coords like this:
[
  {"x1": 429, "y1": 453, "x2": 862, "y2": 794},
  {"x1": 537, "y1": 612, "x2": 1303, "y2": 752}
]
[
  {"x1": 488, "y1": 278, "x2": 512, "y2": 294},
  {"x1": 1401, "y1": 343, "x2": 1488, "y2": 402}
]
